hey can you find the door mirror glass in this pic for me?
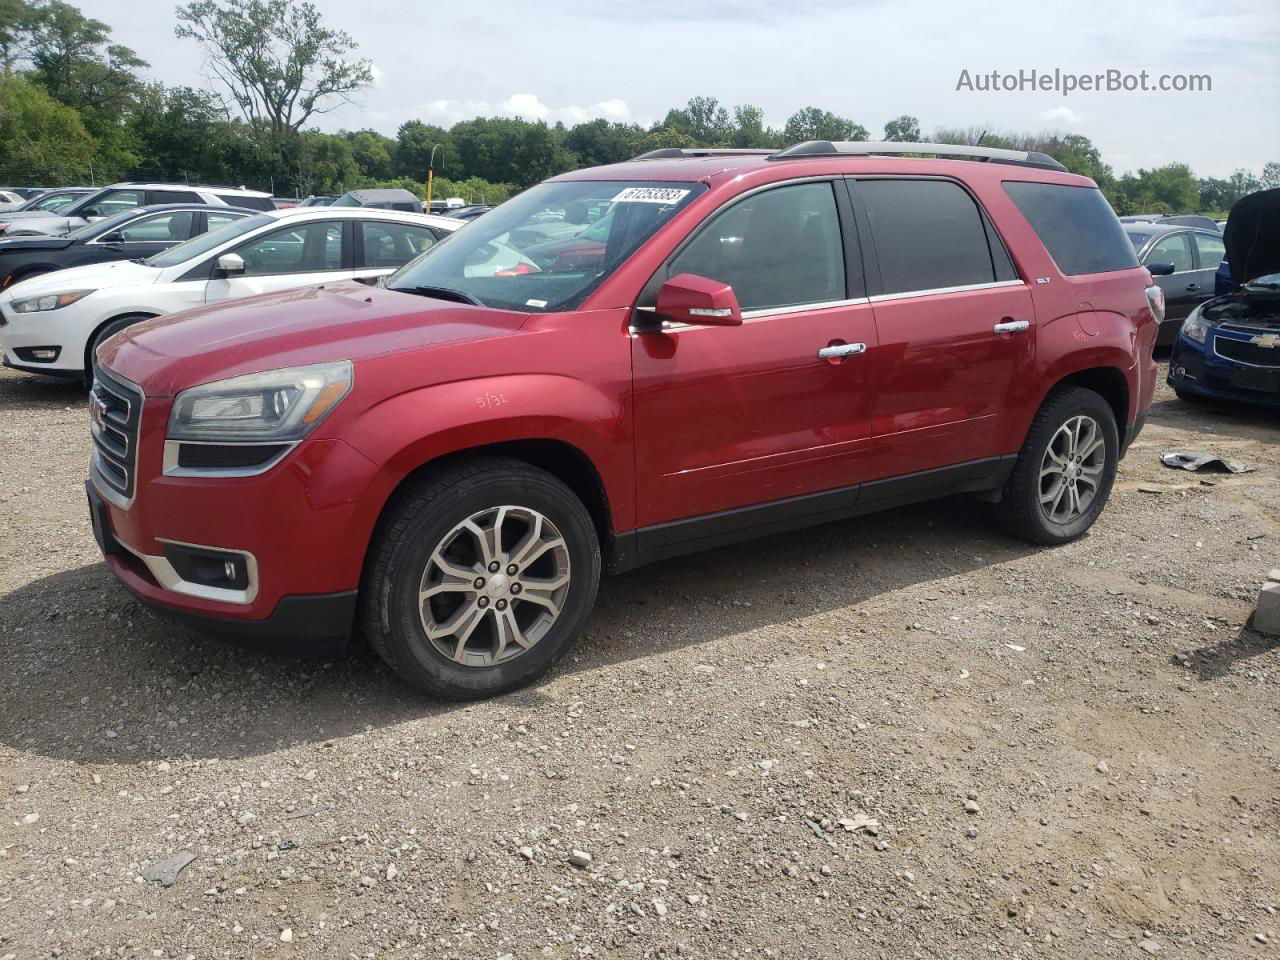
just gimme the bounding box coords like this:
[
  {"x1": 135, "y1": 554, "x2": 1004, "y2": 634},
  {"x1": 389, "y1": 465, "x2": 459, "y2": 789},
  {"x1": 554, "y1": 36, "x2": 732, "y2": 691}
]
[
  {"x1": 655, "y1": 273, "x2": 742, "y2": 327},
  {"x1": 217, "y1": 252, "x2": 246, "y2": 275},
  {"x1": 100, "y1": 231, "x2": 124, "y2": 244},
  {"x1": 1147, "y1": 260, "x2": 1176, "y2": 276}
]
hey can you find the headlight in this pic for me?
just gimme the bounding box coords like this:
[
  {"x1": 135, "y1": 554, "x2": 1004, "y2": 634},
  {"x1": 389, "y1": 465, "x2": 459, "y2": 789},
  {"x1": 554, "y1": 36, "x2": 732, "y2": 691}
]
[
  {"x1": 11, "y1": 290, "x2": 93, "y2": 313},
  {"x1": 1181, "y1": 305, "x2": 1211, "y2": 344},
  {"x1": 167, "y1": 361, "x2": 353, "y2": 442}
]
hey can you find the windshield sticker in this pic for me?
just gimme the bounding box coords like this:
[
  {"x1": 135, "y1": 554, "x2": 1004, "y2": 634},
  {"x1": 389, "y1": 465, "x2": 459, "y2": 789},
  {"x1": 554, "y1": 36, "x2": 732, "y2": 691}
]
[
  {"x1": 525, "y1": 298, "x2": 548, "y2": 308},
  {"x1": 611, "y1": 187, "x2": 691, "y2": 205}
]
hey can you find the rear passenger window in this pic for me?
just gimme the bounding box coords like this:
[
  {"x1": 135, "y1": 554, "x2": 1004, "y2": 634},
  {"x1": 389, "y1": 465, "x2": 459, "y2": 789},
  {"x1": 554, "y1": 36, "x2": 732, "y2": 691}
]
[
  {"x1": 1193, "y1": 233, "x2": 1225, "y2": 269},
  {"x1": 668, "y1": 182, "x2": 846, "y2": 312},
  {"x1": 856, "y1": 179, "x2": 998, "y2": 295},
  {"x1": 150, "y1": 190, "x2": 201, "y2": 204},
  {"x1": 227, "y1": 195, "x2": 276, "y2": 211},
  {"x1": 1003, "y1": 181, "x2": 1139, "y2": 276}
]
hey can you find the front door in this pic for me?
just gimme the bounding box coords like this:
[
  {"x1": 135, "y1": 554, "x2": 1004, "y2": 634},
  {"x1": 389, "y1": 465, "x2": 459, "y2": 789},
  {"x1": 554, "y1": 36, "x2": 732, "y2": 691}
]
[
  {"x1": 206, "y1": 219, "x2": 351, "y2": 304},
  {"x1": 850, "y1": 177, "x2": 1037, "y2": 480},
  {"x1": 1145, "y1": 231, "x2": 1199, "y2": 322},
  {"x1": 631, "y1": 180, "x2": 879, "y2": 537}
]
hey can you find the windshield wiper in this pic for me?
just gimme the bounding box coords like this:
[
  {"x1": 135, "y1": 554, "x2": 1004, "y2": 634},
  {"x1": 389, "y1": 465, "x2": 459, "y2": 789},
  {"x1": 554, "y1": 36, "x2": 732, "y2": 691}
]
[{"x1": 389, "y1": 284, "x2": 483, "y2": 306}]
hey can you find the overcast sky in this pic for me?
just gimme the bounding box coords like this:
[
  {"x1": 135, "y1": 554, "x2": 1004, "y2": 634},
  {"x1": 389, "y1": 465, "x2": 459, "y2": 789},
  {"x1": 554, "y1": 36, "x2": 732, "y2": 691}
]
[{"x1": 91, "y1": 0, "x2": 1280, "y2": 179}]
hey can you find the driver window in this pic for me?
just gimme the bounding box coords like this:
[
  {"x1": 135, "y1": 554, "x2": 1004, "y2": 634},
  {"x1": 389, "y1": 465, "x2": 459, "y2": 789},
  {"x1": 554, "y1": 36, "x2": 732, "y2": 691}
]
[
  {"x1": 82, "y1": 189, "x2": 144, "y2": 219},
  {"x1": 667, "y1": 182, "x2": 846, "y2": 312},
  {"x1": 117, "y1": 211, "x2": 194, "y2": 243},
  {"x1": 233, "y1": 221, "x2": 344, "y2": 276},
  {"x1": 1146, "y1": 233, "x2": 1193, "y2": 273}
]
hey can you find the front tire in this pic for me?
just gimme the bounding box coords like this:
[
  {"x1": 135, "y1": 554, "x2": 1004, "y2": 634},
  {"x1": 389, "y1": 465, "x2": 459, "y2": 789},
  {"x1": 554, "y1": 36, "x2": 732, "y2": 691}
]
[
  {"x1": 360, "y1": 458, "x2": 601, "y2": 699},
  {"x1": 997, "y1": 386, "x2": 1119, "y2": 545}
]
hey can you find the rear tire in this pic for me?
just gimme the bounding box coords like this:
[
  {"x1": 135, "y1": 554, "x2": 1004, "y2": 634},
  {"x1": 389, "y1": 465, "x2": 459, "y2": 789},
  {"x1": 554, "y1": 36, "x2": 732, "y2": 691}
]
[
  {"x1": 360, "y1": 458, "x2": 601, "y2": 699},
  {"x1": 997, "y1": 386, "x2": 1119, "y2": 545},
  {"x1": 83, "y1": 314, "x2": 152, "y2": 389}
]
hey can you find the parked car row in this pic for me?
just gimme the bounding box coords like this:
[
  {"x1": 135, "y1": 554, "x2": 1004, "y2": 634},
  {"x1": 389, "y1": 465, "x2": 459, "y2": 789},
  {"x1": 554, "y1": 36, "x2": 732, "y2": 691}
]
[{"x1": 0, "y1": 206, "x2": 462, "y2": 384}]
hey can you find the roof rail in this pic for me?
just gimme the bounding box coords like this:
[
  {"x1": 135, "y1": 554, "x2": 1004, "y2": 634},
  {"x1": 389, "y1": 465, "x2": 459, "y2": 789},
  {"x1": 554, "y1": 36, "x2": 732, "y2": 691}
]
[
  {"x1": 631, "y1": 147, "x2": 776, "y2": 161},
  {"x1": 769, "y1": 141, "x2": 1067, "y2": 172}
]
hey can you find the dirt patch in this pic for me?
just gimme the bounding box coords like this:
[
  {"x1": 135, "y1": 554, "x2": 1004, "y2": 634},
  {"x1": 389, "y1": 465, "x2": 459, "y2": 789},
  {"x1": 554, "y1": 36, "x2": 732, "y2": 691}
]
[{"x1": 1, "y1": 364, "x2": 1278, "y2": 958}]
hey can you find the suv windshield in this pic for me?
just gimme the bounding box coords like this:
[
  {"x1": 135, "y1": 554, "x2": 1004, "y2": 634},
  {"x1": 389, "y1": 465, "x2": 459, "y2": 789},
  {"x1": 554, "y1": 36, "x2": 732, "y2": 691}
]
[
  {"x1": 387, "y1": 180, "x2": 705, "y2": 311},
  {"x1": 67, "y1": 207, "x2": 150, "y2": 241},
  {"x1": 145, "y1": 213, "x2": 273, "y2": 268}
]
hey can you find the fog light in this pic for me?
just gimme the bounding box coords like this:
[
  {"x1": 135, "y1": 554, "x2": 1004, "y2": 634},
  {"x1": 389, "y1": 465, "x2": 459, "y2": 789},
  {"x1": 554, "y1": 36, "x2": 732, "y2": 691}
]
[
  {"x1": 13, "y1": 345, "x2": 62, "y2": 363},
  {"x1": 32, "y1": 349, "x2": 57, "y2": 360}
]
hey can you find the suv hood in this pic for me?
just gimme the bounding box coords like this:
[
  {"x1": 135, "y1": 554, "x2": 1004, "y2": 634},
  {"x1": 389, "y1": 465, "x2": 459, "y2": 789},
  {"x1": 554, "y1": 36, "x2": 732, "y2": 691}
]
[
  {"x1": 1224, "y1": 187, "x2": 1280, "y2": 285},
  {"x1": 0, "y1": 234, "x2": 73, "y2": 252},
  {"x1": 100, "y1": 280, "x2": 530, "y2": 397},
  {"x1": 0, "y1": 213, "x2": 79, "y2": 236}
]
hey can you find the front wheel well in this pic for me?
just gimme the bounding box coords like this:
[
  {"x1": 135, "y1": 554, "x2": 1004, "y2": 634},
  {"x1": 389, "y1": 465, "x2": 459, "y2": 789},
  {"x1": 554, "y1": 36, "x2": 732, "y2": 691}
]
[
  {"x1": 83, "y1": 312, "x2": 158, "y2": 372},
  {"x1": 1047, "y1": 366, "x2": 1129, "y2": 434},
  {"x1": 375, "y1": 439, "x2": 614, "y2": 556}
]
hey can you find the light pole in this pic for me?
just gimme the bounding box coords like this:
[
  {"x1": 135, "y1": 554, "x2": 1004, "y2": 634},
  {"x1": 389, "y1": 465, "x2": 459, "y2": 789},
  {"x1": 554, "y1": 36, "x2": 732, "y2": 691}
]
[{"x1": 426, "y1": 144, "x2": 442, "y2": 210}]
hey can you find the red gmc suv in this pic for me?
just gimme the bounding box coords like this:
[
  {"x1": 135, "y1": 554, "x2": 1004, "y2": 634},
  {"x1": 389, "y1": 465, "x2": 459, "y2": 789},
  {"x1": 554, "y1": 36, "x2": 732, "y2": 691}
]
[{"x1": 87, "y1": 142, "x2": 1163, "y2": 699}]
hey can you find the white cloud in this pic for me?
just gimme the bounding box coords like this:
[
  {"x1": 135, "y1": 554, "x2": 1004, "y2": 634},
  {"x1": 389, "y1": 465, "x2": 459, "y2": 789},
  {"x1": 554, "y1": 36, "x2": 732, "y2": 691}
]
[
  {"x1": 404, "y1": 94, "x2": 632, "y2": 128},
  {"x1": 1037, "y1": 106, "x2": 1084, "y2": 126}
]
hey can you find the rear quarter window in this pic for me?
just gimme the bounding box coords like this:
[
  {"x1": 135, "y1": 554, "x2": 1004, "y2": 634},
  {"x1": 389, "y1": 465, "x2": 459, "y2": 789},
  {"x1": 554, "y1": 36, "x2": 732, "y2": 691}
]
[
  {"x1": 1003, "y1": 181, "x2": 1138, "y2": 276},
  {"x1": 225, "y1": 195, "x2": 276, "y2": 211}
]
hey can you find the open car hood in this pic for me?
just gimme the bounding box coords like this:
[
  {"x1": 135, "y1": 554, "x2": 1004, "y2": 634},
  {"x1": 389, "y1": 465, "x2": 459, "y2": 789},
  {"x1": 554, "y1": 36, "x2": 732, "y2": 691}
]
[{"x1": 1224, "y1": 187, "x2": 1280, "y2": 286}]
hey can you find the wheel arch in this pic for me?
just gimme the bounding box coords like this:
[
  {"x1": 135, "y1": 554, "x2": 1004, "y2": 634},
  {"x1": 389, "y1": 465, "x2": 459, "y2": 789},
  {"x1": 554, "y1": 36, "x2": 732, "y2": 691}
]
[
  {"x1": 1048, "y1": 365, "x2": 1129, "y2": 435},
  {"x1": 83, "y1": 311, "x2": 160, "y2": 372}
]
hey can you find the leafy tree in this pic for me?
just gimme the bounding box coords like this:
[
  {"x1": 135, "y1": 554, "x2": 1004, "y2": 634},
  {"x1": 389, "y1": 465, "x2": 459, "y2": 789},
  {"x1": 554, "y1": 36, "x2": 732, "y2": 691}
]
[
  {"x1": 730, "y1": 104, "x2": 778, "y2": 148},
  {"x1": 635, "y1": 126, "x2": 697, "y2": 154},
  {"x1": 783, "y1": 107, "x2": 867, "y2": 144},
  {"x1": 289, "y1": 129, "x2": 358, "y2": 195},
  {"x1": 0, "y1": 0, "x2": 38, "y2": 77},
  {"x1": 450, "y1": 116, "x2": 573, "y2": 188},
  {"x1": 563, "y1": 118, "x2": 643, "y2": 166},
  {"x1": 1262, "y1": 161, "x2": 1280, "y2": 191},
  {"x1": 392, "y1": 120, "x2": 454, "y2": 180},
  {"x1": 662, "y1": 95, "x2": 732, "y2": 145},
  {"x1": 883, "y1": 114, "x2": 920, "y2": 142},
  {"x1": 0, "y1": 74, "x2": 93, "y2": 181},
  {"x1": 174, "y1": 0, "x2": 372, "y2": 140},
  {"x1": 344, "y1": 128, "x2": 393, "y2": 180},
  {"x1": 28, "y1": 0, "x2": 144, "y2": 113},
  {"x1": 1113, "y1": 163, "x2": 1199, "y2": 215}
]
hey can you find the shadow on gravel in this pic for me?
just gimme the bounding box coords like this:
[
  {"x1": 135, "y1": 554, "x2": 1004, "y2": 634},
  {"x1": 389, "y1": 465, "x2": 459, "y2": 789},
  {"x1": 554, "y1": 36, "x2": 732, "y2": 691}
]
[
  {"x1": 0, "y1": 369, "x2": 85, "y2": 409},
  {"x1": 1181, "y1": 623, "x2": 1280, "y2": 681},
  {"x1": 0, "y1": 498, "x2": 1033, "y2": 765},
  {"x1": 1146, "y1": 395, "x2": 1280, "y2": 444}
]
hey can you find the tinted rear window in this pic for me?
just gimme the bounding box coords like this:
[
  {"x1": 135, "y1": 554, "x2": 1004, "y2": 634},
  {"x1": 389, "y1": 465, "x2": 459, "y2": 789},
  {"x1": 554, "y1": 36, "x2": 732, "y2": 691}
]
[
  {"x1": 1004, "y1": 182, "x2": 1138, "y2": 275},
  {"x1": 226, "y1": 194, "x2": 276, "y2": 211},
  {"x1": 857, "y1": 178, "x2": 999, "y2": 294}
]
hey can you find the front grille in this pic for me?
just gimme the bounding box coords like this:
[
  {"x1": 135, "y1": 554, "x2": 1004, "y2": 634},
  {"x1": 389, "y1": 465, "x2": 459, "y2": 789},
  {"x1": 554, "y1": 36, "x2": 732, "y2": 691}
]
[
  {"x1": 1214, "y1": 336, "x2": 1280, "y2": 368},
  {"x1": 175, "y1": 442, "x2": 290, "y2": 470},
  {"x1": 90, "y1": 369, "x2": 142, "y2": 502}
]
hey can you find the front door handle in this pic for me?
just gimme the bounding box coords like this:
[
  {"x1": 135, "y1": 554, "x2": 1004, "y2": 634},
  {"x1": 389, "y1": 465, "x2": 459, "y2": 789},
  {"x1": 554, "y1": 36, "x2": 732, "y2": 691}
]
[
  {"x1": 1186, "y1": 283, "x2": 1200, "y2": 292},
  {"x1": 993, "y1": 319, "x2": 1030, "y2": 334},
  {"x1": 817, "y1": 342, "x2": 867, "y2": 359}
]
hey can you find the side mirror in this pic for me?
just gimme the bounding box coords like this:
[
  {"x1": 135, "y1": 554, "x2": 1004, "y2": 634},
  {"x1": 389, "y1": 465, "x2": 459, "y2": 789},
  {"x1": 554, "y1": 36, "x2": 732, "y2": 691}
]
[
  {"x1": 216, "y1": 252, "x2": 246, "y2": 276},
  {"x1": 1147, "y1": 260, "x2": 1176, "y2": 277},
  {"x1": 100, "y1": 231, "x2": 124, "y2": 244},
  {"x1": 654, "y1": 273, "x2": 742, "y2": 327}
]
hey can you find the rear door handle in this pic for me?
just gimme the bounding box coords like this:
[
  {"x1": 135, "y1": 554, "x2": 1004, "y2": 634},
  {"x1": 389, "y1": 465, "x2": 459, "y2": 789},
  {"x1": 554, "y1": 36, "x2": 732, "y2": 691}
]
[
  {"x1": 993, "y1": 320, "x2": 1030, "y2": 334},
  {"x1": 817, "y1": 342, "x2": 866, "y2": 359}
]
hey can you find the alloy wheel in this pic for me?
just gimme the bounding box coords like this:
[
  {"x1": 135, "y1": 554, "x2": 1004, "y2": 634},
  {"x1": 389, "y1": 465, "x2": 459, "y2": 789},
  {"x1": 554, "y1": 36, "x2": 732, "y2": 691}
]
[
  {"x1": 418, "y1": 505, "x2": 571, "y2": 666},
  {"x1": 1038, "y1": 415, "x2": 1106, "y2": 525}
]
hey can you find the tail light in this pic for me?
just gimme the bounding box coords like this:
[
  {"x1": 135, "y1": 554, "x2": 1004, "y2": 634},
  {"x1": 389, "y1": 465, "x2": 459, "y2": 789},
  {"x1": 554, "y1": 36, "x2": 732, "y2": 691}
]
[{"x1": 1145, "y1": 284, "x2": 1165, "y2": 324}]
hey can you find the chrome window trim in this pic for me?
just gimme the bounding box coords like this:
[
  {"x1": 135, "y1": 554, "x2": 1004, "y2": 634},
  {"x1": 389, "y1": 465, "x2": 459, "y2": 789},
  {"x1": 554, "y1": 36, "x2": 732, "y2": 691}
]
[
  {"x1": 630, "y1": 297, "x2": 871, "y2": 334},
  {"x1": 116, "y1": 535, "x2": 259, "y2": 605},
  {"x1": 162, "y1": 438, "x2": 299, "y2": 478},
  {"x1": 89, "y1": 368, "x2": 145, "y2": 511},
  {"x1": 867, "y1": 279, "x2": 1026, "y2": 303}
]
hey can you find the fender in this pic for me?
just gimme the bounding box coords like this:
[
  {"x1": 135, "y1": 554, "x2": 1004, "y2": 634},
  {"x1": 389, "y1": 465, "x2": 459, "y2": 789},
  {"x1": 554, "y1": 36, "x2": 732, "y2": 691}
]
[
  {"x1": 335, "y1": 372, "x2": 634, "y2": 560},
  {"x1": 1017, "y1": 308, "x2": 1137, "y2": 441}
]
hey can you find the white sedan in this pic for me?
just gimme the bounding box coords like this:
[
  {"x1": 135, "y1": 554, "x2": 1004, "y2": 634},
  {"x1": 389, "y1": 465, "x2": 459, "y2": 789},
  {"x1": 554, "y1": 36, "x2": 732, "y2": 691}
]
[
  {"x1": 0, "y1": 207, "x2": 461, "y2": 383},
  {"x1": 0, "y1": 190, "x2": 27, "y2": 212}
]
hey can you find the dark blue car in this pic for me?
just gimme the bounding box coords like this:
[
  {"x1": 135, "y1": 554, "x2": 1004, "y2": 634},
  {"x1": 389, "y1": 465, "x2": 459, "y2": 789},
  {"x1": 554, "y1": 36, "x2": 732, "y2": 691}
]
[{"x1": 1168, "y1": 188, "x2": 1280, "y2": 408}]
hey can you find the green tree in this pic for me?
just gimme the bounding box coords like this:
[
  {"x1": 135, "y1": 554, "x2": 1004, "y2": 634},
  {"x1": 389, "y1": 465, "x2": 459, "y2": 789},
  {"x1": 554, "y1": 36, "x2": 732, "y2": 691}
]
[
  {"x1": 662, "y1": 95, "x2": 732, "y2": 145},
  {"x1": 783, "y1": 107, "x2": 867, "y2": 144},
  {"x1": 0, "y1": 0, "x2": 38, "y2": 77},
  {"x1": 1261, "y1": 161, "x2": 1280, "y2": 191},
  {"x1": 289, "y1": 129, "x2": 358, "y2": 195},
  {"x1": 882, "y1": 114, "x2": 920, "y2": 142},
  {"x1": 729, "y1": 104, "x2": 778, "y2": 148},
  {"x1": 175, "y1": 0, "x2": 372, "y2": 140},
  {"x1": 450, "y1": 116, "x2": 572, "y2": 188},
  {"x1": 28, "y1": 0, "x2": 145, "y2": 112},
  {"x1": 0, "y1": 74, "x2": 94, "y2": 181},
  {"x1": 563, "y1": 118, "x2": 644, "y2": 166},
  {"x1": 345, "y1": 128, "x2": 393, "y2": 180},
  {"x1": 392, "y1": 120, "x2": 454, "y2": 181}
]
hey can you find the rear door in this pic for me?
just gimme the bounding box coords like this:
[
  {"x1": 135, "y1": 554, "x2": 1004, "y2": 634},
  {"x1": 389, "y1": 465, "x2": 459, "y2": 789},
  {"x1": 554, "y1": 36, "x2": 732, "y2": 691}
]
[
  {"x1": 1190, "y1": 231, "x2": 1226, "y2": 310},
  {"x1": 205, "y1": 219, "x2": 352, "y2": 304},
  {"x1": 850, "y1": 177, "x2": 1036, "y2": 482},
  {"x1": 631, "y1": 179, "x2": 880, "y2": 533}
]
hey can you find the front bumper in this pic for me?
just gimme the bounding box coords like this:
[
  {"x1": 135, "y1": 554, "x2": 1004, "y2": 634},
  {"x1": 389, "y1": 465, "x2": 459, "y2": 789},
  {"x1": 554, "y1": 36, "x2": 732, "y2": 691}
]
[
  {"x1": 1168, "y1": 329, "x2": 1280, "y2": 408},
  {"x1": 0, "y1": 296, "x2": 96, "y2": 374},
  {"x1": 88, "y1": 478, "x2": 358, "y2": 656},
  {"x1": 85, "y1": 378, "x2": 386, "y2": 652}
]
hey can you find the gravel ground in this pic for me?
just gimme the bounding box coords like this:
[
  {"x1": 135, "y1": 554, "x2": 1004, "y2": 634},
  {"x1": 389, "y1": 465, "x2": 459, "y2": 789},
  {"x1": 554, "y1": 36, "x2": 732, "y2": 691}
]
[{"x1": 1, "y1": 363, "x2": 1278, "y2": 960}]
